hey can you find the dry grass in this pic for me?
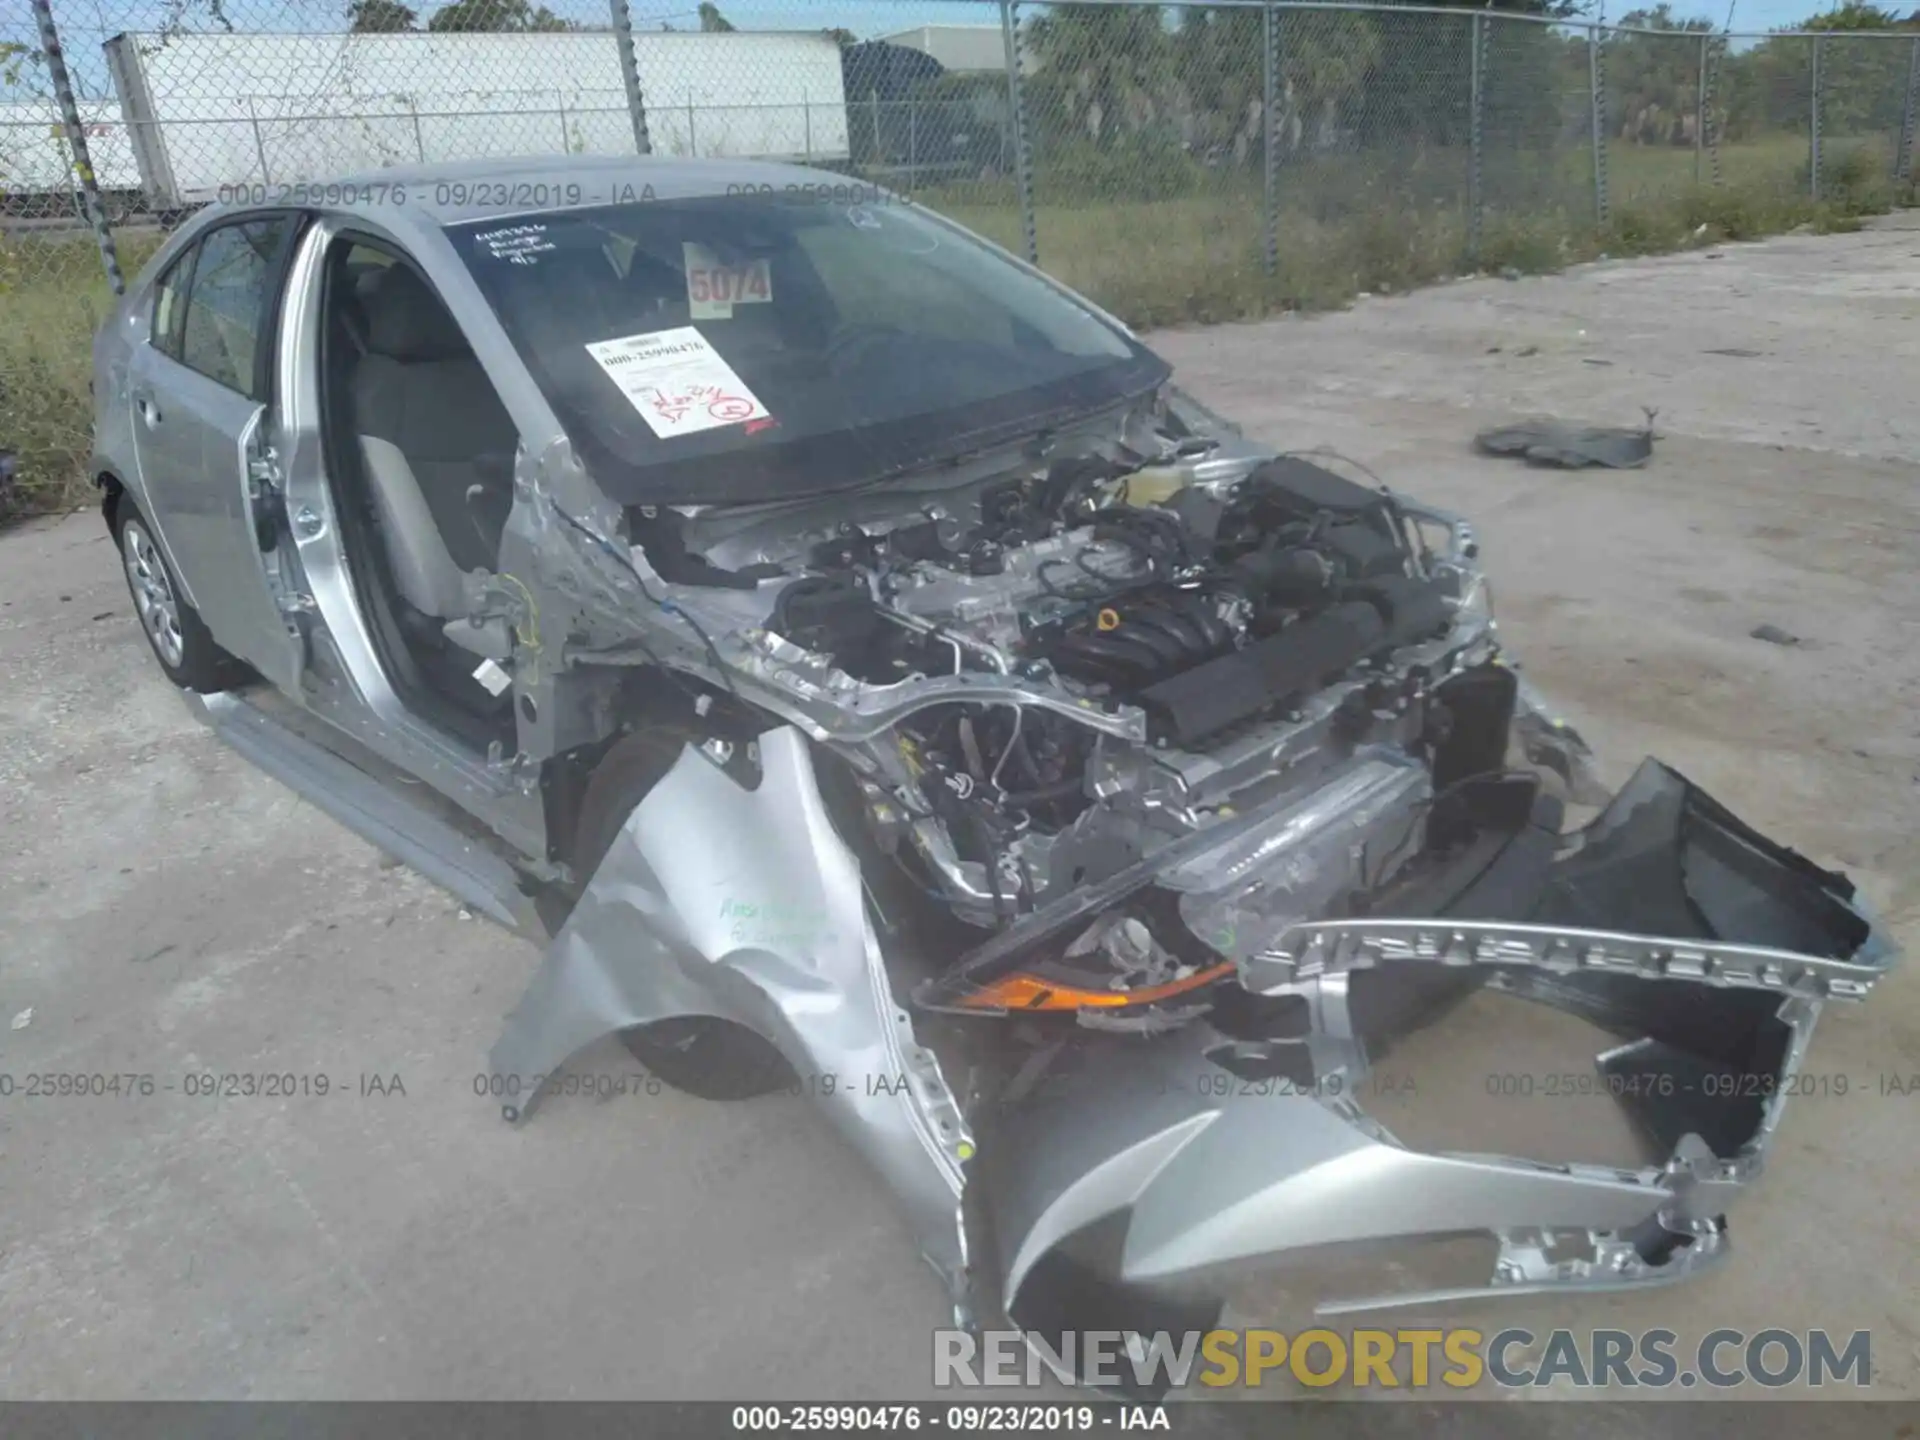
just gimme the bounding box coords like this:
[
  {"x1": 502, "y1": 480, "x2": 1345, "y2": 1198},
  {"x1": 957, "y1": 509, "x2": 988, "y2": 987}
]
[
  {"x1": 1, "y1": 135, "x2": 1911, "y2": 522},
  {"x1": 0, "y1": 227, "x2": 164, "y2": 522},
  {"x1": 943, "y1": 133, "x2": 1911, "y2": 328}
]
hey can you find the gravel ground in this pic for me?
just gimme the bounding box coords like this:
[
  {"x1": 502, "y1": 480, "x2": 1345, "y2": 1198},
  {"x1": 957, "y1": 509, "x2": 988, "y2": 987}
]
[{"x1": 1, "y1": 213, "x2": 1916, "y2": 1407}]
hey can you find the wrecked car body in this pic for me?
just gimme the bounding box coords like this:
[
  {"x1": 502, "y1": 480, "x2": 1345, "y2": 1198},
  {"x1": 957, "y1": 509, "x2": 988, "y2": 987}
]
[
  {"x1": 488, "y1": 420, "x2": 1891, "y2": 1359},
  {"x1": 89, "y1": 157, "x2": 1895, "y2": 1376}
]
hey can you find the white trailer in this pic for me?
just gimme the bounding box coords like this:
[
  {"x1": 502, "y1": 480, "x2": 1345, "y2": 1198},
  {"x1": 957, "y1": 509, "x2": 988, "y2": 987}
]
[
  {"x1": 101, "y1": 30, "x2": 852, "y2": 209},
  {"x1": 0, "y1": 99, "x2": 144, "y2": 207}
]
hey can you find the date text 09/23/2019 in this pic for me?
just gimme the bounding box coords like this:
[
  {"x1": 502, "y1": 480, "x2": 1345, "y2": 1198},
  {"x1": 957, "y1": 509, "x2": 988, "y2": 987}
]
[
  {"x1": 731, "y1": 1406, "x2": 1168, "y2": 1432},
  {"x1": 0, "y1": 1072, "x2": 406, "y2": 1099}
]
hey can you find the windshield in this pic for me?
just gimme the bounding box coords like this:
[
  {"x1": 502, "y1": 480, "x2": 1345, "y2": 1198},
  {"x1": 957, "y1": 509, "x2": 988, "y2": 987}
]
[{"x1": 447, "y1": 191, "x2": 1167, "y2": 505}]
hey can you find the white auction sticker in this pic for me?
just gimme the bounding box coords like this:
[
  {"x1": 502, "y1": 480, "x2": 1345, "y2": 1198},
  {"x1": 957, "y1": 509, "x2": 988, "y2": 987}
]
[
  {"x1": 584, "y1": 326, "x2": 770, "y2": 439},
  {"x1": 473, "y1": 222, "x2": 555, "y2": 266},
  {"x1": 683, "y1": 241, "x2": 772, "y2": 320}
]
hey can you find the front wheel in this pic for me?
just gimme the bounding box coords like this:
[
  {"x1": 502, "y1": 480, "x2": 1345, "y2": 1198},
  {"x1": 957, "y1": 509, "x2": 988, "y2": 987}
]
[{"x1": 114, "y1": 502, "x2": 252, "y2": 693}]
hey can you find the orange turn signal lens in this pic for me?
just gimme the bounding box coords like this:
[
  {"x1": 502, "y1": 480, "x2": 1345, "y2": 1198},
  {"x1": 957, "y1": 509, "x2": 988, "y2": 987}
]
[{"x1": 954, "y1": 961, "x2": 1236, "y2": 1012}]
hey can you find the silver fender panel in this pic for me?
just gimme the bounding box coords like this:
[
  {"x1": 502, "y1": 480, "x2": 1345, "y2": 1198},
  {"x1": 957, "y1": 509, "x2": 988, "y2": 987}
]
[{"x1": 486, "y1": 726, "x2": 977, "y2": 1309}]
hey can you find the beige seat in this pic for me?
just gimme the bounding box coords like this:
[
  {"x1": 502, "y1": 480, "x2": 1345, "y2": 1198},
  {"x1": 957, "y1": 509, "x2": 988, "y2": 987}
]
[{"x1": 349, "y1": 266, "x2": 518, "y2": 651}]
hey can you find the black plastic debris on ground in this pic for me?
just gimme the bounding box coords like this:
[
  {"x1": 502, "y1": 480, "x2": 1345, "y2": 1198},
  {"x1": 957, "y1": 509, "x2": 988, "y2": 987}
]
[{"x1": 1474, "y1": 413, "x2": 1657, "y2": 470}]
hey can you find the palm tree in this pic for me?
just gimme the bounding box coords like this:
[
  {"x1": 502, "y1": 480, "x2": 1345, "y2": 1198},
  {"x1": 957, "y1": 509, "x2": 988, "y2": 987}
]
[{"x1": 1025, "y1": 6, "x2": 1174, "y2": 145}]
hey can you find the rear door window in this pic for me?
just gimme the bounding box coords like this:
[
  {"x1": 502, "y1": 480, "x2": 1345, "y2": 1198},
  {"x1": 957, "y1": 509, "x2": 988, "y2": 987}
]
[
  {"x1": 151, "y1": 250, "x2": 195, "y2": 359},
  {"x1": 177, "y1": 216, "x2": 295, "y2": 399}
]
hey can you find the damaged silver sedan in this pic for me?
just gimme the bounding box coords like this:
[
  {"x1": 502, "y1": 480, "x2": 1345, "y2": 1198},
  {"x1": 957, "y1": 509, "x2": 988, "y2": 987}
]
[{"x1": 89, "y1": 156, "x2": 1895, "y2": 1378}]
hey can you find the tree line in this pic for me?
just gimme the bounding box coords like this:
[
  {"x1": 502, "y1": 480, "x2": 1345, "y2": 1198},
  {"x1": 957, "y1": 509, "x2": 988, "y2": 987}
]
[
  {"x1": 1011, "y1": 1, "x2": 1920, "y2": 162},
  {"x1": 345, "y1": 0, "x2": 741, "y2": 33},
  {"x1": 327, "y1": 0, "x2": 1919, "y2": 162}
]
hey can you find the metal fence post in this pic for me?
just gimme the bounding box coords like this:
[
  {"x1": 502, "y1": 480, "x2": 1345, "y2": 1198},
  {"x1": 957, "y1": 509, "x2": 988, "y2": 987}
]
[
  {"x1": 1809, "y1": 33, "x2": 1823, "y2": 199},
  {"x1": 30, "y1": 0, "x2": 124, "y2": 296},
  {"x1": 1695, "y1": 31, "x2": 1709, "y2": 184},
  {"x1": 247, "y1": 96, "x2": 271, "y2": 184},
  {"x1": 1000, "y1": 0, "x2": 1039, "y2": 267},
  {"x1": 1589, "y1": 21, "x2": 1610, "y2": 227},
  {"x1": 607, "y1": 0, "x2": 652, "y2": 156},
  {"x1": 1712, "y1": 33, "x2": 1728, "y2": 184},
  {"x1": 1895, "y1": 36, "x2": 1919, "y2": 183},
  {"x1": 409, "y1": 96, "x2": 427, "y2": 162},
  {"x1": 1262, "y1": 1, "x2": 1279, "y2": 275},
  {"x1": 1468, "y1": 12, "x2": 1486, "y2": 266}
]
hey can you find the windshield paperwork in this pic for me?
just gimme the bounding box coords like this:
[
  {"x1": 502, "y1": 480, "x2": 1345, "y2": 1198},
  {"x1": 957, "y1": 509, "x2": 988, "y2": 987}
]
[{"x1": 448, "y1": 192, "x2": 1168, "y2": 505}]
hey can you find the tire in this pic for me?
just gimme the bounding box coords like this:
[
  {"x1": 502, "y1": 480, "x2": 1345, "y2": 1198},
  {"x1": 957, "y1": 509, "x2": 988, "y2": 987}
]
[
  {"x1": 573, "y1": 729, "x2": 796, "y2": 1102},
  {"x1": 113, "y1": 500, "x2": 253, "y2": 694}
]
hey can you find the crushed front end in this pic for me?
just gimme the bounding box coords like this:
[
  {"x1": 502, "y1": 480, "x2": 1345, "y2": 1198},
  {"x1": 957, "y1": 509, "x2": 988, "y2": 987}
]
[
  {"x1": 486, "y1": 388, "x2": 1897, "y2": 1375},
  {"x1": 965, "y1": 753, "x2": 1893, "y2": 1375}
]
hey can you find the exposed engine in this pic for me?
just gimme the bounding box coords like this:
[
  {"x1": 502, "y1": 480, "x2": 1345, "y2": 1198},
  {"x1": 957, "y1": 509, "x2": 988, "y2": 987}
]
[
  {"x1": 610, "y1": 432, "x2": 1496, "y2": 1018},
  {"x1": 667, "y1": 447, "x2": 1464, "y2": 936},
  {"x1": 763, "y1": 453, "x2": 1451, "y2": 744}
]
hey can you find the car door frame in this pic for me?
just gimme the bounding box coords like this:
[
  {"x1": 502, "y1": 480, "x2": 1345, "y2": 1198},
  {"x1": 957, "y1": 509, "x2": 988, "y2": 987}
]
[
  {"x1": 127, "y1": 207, "x2": 308, "y2": 694},
  {"x1": 264, "y1": 211, "x2": 555, "y2": 866},
  {"x1": 118, "y1": 231, "x2": 200, "y2": 606}
]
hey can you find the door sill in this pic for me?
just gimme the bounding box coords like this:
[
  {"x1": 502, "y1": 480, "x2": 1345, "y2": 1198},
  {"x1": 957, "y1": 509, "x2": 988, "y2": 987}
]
[{"x1": 184, "y1": 686, "x2": 551, "y2": 941}]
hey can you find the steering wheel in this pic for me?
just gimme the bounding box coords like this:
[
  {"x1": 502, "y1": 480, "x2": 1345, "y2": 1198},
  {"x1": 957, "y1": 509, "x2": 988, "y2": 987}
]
[{"x1": 822, "y1": 322, "x2": 907, "y2": 375}]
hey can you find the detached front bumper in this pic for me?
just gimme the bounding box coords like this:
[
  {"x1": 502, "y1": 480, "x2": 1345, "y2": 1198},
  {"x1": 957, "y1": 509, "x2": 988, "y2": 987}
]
[
  {"x1": 485, "y1": 725, "x2": 1894, "y2": 1380},
  {"x1": 972, "y1": 757, "x2": 1896, "y2": 1367}
]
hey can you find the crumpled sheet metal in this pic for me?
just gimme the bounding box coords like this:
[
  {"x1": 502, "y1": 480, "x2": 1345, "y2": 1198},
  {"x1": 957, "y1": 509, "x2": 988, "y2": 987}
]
[
  {"x1": 486, "y1": 725, "x2": 975, "y2": 1307},
  {"x1": 989, "y1": 756, "x2": 1897, "y2": 1345},
  {"x1": 983, "y1": 1012, "x2": 1735, "y2": 1348},
  {"x1": 513, "y1": 458, "x2": 688, "y2": 659},
  {"x1": 1510, "y1": 671, "x2": 1610, "y2": 806},
  {"x1": 1475, "y1": 418, "x2": 1655, "y2": 470}
]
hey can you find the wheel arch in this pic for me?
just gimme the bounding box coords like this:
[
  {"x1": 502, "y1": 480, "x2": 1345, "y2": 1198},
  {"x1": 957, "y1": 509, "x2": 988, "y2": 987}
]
[
  {"x1": 96, "y1": 469, "x2": 126, "y2": 531},
  {"x1": 98, "y1": 469, "x2": 202, "y2": 615},
  {"x1": 544, "y1": 665, "x2": 779, "y2": 876}
]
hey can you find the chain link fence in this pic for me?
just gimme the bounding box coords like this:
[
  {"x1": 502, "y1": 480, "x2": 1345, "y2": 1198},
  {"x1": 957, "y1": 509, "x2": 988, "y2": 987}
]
[{"x1": 5, "y1": 0, "x2": 1919, "y2": 516}]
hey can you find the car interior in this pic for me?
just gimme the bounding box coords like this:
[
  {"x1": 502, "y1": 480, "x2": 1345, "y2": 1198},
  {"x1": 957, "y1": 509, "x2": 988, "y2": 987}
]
[
  {"x1": 308, "y1": 224, "x2": 849, "y2": 751},
  {"x1": 479, "y1": 220, "x2": 833, "y2": 404},
  {"x1": 319, "y1": 238, "x2": 522, "y2": 748}
]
